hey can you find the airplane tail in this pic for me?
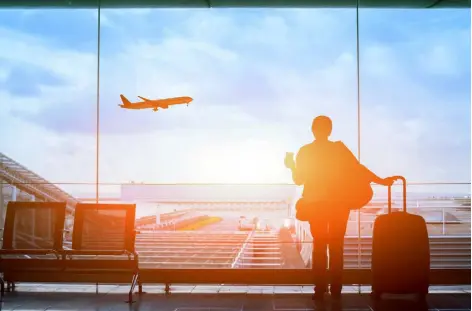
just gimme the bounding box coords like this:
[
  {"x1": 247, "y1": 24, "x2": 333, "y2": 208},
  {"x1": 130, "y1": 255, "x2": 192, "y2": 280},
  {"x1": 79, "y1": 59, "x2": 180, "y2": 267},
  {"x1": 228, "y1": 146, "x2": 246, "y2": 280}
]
[{"x1": 120, "y1": 94, "x2": 131, "y2": 106}]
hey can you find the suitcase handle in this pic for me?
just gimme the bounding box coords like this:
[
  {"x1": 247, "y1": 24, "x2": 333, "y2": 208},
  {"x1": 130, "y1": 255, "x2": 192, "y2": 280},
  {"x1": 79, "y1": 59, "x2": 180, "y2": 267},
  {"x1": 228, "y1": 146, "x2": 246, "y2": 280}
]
[{"x1": 387, "y1": 176, "x2": 407, "y2": 213}]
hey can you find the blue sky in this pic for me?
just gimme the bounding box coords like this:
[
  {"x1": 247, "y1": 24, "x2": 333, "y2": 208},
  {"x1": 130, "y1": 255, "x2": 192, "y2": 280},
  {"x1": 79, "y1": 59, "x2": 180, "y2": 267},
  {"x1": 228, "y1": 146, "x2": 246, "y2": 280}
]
[{"x1": 0, "y1": 8, "x2": 470, "y2": 195}]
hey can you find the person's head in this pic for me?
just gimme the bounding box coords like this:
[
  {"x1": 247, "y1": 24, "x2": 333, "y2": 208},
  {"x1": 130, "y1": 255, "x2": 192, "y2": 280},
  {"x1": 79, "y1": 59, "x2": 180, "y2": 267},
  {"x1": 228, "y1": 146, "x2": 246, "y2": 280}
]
[{"x1": 311, "y1": 115, "x2": 332, "y2": 140}]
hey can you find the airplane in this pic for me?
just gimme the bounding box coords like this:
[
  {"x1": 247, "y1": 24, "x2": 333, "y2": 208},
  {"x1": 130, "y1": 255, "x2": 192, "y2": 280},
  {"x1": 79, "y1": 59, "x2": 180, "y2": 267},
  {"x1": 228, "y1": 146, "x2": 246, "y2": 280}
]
[{"x1": 119, "y1": 94, "x2": 193, "y2": 112}]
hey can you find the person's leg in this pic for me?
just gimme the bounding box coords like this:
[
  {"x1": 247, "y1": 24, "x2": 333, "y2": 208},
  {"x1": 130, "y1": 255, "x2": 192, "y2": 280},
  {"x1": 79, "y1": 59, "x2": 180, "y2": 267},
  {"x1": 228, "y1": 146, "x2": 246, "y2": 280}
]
[
  {"x1": 327, "y1": 208, "x2": 351, "y2": 296},
  {"x1": 309, "y1": 214, "x2": 329, "y2": 296}
]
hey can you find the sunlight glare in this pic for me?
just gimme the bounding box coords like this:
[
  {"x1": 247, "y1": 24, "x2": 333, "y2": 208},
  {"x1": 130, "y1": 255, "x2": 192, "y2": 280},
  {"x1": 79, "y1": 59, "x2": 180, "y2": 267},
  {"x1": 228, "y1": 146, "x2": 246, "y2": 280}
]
[{"x1": 194, "y1": 140, "x2": 285, "y2": 183}]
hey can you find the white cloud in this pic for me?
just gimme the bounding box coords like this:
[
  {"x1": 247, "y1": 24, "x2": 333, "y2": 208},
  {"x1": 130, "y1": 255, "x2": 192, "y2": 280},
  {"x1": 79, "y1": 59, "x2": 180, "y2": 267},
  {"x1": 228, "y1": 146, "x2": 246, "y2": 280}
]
[
  {"x1": 1, "y1": 114, "x2": 96, "y2": 183},
  {"x1": 421, "y1": 44, "x2": 464, "y2": 76}
]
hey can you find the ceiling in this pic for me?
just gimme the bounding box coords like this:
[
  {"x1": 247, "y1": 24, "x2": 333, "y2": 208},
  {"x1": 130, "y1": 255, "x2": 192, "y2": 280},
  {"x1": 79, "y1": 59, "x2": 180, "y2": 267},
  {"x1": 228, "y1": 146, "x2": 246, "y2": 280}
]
[{"x1": 1, "y1": 0, "x2": 470, "y2": 8}]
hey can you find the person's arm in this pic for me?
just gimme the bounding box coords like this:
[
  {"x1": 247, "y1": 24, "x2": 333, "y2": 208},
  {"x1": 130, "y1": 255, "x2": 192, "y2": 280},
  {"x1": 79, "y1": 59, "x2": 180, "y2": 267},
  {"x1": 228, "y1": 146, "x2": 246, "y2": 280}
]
[
  {"x1": 360, "y1": 164, "x2": 389, "y2": 185},
  {"x1": 337, "y1": 141, "x2": 394, "y2": 186},
  {"x1": 290, "y1": 147, "x2": 307, "y2": 186}
]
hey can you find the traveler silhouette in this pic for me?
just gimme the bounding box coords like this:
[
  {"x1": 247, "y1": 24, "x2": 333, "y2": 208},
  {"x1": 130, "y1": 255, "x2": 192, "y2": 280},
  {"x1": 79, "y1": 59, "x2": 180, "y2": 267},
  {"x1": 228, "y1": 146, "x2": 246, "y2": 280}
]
[{"x1": 285, "y1": 116, "x2": 395, "y2": 301}]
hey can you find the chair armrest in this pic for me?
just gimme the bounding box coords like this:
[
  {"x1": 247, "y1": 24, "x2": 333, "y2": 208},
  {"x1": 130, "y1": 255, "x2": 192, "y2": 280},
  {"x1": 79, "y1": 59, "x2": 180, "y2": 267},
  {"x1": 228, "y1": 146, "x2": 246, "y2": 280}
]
[{"x1": 63, "y1": 250, "x2": 129, "y2": 256}]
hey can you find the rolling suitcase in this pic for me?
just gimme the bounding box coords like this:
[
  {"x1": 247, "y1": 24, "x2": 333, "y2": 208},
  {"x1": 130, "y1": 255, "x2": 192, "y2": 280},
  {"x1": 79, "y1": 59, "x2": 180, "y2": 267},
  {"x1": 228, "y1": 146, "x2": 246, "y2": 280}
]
[{"x1": 371, "y1": 176, "x2": 430, "y2": 300}]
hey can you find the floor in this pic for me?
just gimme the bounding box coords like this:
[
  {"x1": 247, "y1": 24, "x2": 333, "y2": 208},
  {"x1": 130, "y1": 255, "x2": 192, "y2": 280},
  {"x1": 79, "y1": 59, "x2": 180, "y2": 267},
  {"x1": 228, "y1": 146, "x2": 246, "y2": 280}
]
[{"x1": 0, "y1": 284, "x2": 470, "y2": 311}]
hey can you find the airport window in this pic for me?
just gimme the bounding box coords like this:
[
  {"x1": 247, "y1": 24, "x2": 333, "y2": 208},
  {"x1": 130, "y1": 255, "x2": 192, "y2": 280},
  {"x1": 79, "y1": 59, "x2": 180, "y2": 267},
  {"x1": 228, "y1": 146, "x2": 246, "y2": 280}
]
[{"x1": 0, "y1": 4, "x2": 469, "y2": 277}]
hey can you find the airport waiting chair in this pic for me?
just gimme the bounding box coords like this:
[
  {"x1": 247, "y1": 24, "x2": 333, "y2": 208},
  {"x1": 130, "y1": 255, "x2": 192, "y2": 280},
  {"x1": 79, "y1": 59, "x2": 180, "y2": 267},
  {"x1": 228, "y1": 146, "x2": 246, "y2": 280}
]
[
  {"x1": 62, "y1": 203, "x2": 141, "y2": 303},
  {"x1": 0, "y1": 201, "x2": 67, "y2": 300}
]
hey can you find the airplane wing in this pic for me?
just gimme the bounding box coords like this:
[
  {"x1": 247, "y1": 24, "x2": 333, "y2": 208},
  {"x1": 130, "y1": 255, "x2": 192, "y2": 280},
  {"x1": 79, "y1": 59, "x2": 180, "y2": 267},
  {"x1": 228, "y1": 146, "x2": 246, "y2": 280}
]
[{"x1": 138, "y1": 96, "x2": 152, "y2": 102}]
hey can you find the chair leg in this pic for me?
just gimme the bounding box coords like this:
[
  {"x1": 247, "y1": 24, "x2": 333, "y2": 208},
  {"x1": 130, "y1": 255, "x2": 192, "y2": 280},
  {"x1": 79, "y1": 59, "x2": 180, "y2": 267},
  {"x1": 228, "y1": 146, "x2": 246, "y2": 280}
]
[
  {"x1": 137, "y1": 273, "x2": 144, "y2": 295},
  {"x1": 126, "y1": 273, "x2": 138, "y2": 304}
]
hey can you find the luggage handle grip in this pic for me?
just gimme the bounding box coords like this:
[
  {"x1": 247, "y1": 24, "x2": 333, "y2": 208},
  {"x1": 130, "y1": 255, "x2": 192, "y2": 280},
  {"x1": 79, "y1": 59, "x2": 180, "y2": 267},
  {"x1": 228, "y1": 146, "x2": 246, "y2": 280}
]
[{"x1": 387, "y1": 176, "x2": 407, "y2": 213}]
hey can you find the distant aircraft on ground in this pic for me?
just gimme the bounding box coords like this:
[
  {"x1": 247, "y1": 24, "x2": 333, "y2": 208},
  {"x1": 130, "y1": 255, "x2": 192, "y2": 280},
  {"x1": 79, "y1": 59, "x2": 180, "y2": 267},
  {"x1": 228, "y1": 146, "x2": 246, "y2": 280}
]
[{"x1": 119, "y1": 94, "x2": 193, "y2": 112}]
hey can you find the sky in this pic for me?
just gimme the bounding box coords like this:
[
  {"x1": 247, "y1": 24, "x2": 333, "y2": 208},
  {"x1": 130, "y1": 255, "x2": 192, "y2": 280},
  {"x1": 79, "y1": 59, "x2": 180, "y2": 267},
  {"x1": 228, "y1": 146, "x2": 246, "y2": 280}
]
[{"x1": 0, "y1": 8, "x2": 470, "y2": 197}]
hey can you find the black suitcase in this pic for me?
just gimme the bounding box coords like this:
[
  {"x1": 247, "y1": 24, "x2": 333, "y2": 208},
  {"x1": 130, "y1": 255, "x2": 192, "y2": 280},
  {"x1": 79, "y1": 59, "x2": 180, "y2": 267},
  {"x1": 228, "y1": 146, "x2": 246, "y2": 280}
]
[{"x1": 371, "y1": 176, "x2": 430, "y2": 300}]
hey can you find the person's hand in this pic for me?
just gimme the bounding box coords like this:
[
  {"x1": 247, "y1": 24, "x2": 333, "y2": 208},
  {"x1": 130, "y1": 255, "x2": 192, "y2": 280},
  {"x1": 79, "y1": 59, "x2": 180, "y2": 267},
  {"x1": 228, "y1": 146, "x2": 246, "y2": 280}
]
[
  {"x1": 381, "y1": 176, "x2": 397, "y2": 187},
  {"x1": 284, "y1": 153, "x2": 295, "y2": 170}
]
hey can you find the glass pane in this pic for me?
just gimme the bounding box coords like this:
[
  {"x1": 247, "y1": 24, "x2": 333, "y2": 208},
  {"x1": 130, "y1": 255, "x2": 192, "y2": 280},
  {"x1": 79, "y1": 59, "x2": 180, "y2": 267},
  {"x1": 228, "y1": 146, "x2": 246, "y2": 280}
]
[
  {"x1": 0, "y1": 9, "x2": 98, "y2": 185},
  {"x1": 99, "y1": 7, "x2": 358, "y2": 269},
  {"x1": 359, "y1": 8, "x2": 471, "y2": 270},
  {"x1": 359, "y1": 9, "x2": 470, "y2": 183}
]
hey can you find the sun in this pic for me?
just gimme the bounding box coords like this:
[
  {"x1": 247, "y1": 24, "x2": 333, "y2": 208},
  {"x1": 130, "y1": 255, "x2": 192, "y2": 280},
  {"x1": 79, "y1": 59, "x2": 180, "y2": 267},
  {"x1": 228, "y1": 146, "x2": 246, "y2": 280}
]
[{"x1": 193, "y1": 140, "x2": 286, "y2": 184}]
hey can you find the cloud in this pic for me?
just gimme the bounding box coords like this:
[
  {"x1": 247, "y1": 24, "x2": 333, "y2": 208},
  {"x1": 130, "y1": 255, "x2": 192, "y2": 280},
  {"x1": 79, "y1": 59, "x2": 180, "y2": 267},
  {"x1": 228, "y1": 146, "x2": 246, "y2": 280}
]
[
  {"x1": 2, "y1": 9, "x2": 360, "y2": 135},
  {"x1": 0, "y1": 62, "x2": 67, "y2": 97},
  {"x1": 1, "y1": 113, "x2": 96, "y2": 184},
  {"x1": 0, "y1": 8, "x2": 470, "y2": 188}
]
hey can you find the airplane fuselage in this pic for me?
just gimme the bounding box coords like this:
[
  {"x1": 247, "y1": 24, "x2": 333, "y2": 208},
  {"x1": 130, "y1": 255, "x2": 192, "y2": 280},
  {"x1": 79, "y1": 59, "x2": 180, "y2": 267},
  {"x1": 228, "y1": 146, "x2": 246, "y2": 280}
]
[{"x1": 119, "y1": 95, "x2": 193, "y2": 111}]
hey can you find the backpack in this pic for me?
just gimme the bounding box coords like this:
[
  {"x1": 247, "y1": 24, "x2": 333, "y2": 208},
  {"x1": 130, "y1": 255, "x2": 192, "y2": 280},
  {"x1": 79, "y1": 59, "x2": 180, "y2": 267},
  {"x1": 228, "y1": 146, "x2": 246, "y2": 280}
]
[{"x1": 295, "y1": 141, "x2": 373, "y2": 221}]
